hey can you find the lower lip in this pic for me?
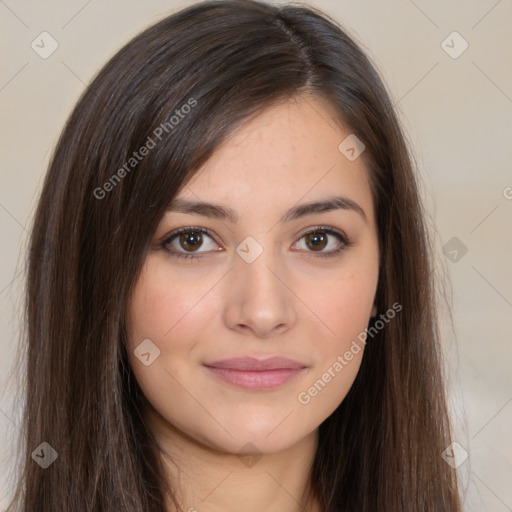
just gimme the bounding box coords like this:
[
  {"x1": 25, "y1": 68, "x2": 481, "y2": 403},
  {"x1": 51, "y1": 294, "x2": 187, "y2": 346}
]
[{"x1": 204, "y1": 366, "x2": 307, "y2": 390}]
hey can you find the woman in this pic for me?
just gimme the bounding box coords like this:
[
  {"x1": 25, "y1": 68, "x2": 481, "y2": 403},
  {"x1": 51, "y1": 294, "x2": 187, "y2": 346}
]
[{"x1": 8, "y1": 0, "x2": 463, "y2": 510}]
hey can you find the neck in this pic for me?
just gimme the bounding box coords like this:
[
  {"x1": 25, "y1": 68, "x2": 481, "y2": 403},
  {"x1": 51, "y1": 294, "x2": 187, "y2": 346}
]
[{"x1": 143, "y1": 405, "x2": 321, "y2": 512}]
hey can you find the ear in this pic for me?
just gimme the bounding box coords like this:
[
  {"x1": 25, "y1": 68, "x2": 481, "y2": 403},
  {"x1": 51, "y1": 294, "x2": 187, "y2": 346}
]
[{"x1": 371, "y1": 304, "x2": 377, "y2": 317}]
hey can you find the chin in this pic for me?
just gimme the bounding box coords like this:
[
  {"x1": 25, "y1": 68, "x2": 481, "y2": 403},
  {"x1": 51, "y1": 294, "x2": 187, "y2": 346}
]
[{"x1": 197, "y1": 420, "x2": 311, "y2": 456}]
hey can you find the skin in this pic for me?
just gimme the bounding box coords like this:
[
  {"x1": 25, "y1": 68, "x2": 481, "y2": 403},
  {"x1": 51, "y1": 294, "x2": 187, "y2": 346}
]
[{"x1": 126, "y1": 92, "x2": 380, "y2": 512}]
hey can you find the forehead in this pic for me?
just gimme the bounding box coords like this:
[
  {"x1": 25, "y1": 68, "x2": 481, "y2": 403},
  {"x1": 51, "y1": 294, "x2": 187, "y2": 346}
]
[{"x1": 177, "y1": 94, "x2": 374, "y2": 224}]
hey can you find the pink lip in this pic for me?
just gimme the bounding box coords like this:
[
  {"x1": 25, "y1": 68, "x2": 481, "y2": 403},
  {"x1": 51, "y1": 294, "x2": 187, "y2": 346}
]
[{"x1": 203, "y1": 356, "x2": 308, "y2": 390}]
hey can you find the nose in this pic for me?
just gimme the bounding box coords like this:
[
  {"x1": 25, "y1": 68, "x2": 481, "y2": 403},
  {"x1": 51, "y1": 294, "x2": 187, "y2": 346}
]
[{"x1": 222, "y1": 247, "x2": 296, "y2": 338}]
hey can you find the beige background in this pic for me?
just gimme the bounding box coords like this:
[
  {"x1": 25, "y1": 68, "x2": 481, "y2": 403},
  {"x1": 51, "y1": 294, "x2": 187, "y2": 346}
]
[{"x1": 1, "y1": 0, "x2": 511, "y2": 510}]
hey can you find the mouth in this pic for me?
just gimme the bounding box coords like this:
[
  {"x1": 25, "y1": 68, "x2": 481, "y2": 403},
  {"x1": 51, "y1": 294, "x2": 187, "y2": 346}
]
[{"x1": 202, "y1": 356, "x2": 308, "y2": 390}]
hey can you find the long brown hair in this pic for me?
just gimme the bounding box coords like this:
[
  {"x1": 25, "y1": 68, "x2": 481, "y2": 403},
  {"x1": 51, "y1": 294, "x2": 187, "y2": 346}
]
[{"x1": 8, "y1": 1, "x2": 462, "y2": 510}]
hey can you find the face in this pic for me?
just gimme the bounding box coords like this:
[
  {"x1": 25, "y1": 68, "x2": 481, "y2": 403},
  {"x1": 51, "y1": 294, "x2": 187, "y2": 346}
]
[{"x1": 126, "y1": 93, "x2": 379, "y2": 456}]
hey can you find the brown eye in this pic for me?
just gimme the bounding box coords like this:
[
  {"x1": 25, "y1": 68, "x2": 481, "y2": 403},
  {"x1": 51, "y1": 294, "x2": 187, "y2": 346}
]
[
  {"x1": 161, "y1": 227, "x2": 220, "y2": 260},
  {"x1": 304, "y1": 231, "x2": 328, "y2": 251},
  {"x1": 294, "y1": 227, "x2": 352, "y2": 258},
  {"x1": 179, "y1": 231, "x2": 203, "y2": 251}
]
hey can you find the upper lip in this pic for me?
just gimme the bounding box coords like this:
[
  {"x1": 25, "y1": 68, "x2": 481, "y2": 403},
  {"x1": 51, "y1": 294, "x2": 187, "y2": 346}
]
[{"x1": 203, "y1": 356, "x2": 307, "y2": 371}]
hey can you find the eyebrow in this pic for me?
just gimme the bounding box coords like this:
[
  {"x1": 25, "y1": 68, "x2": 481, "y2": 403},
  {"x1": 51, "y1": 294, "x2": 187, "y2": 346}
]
[{"x1": 166, "y1": 195, "x2": 367, "y2": 224}]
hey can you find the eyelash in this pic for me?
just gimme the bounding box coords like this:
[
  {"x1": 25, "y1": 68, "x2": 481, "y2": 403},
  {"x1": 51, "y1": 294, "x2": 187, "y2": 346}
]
[{"x1": 160, "y1": 225, "x2": 353, "y2": 261}]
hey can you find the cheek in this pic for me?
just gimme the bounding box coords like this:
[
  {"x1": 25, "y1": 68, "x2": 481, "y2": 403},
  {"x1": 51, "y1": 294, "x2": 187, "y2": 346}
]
[
  {"x1": 125, "y1": 259, "x2": 207, "y2": 402},
  {"x1": 293, "y1": 259, "x2": 378, "y2": 412},
  {"x1": 126, "y1": 257, "x2": 214, "y2": 349},
  {"x1": 125, "y1": 259, "x2": 211, "y2": 426},
  {"x1": 304, "y1": 264, "x2": 378, "y2": 348}
]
